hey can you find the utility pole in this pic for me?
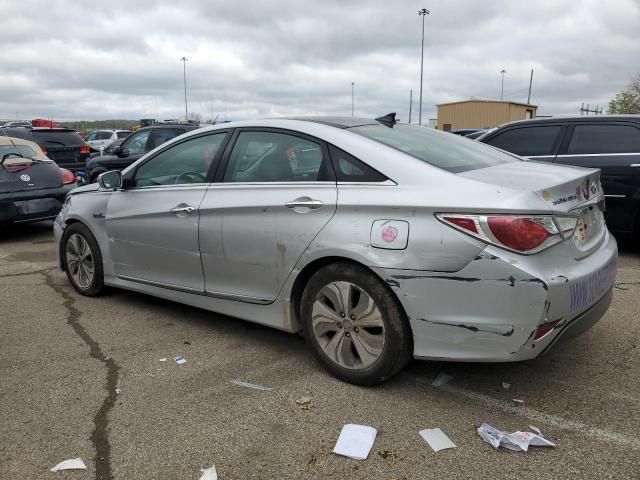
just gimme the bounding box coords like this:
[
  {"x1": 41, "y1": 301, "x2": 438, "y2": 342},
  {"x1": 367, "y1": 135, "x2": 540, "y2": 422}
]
[
  {"x1": 418, "y1": 8, "x2": 430, "y2": 126},
  {"x1": 180, "y1": 57, "x2": 189, "y2": 120},
  {"x1": 500, "y1": 69, "x2": 506, "y2": 100},
  {"x1": 351, "y1": 82, "x2": 355, "y2": 117},
  {"x1": 527, "y1": 69, "x2": 534, "y2": 104},
  {"x1": 409, "y1": 89, "x2": 413, "y2": 124}
]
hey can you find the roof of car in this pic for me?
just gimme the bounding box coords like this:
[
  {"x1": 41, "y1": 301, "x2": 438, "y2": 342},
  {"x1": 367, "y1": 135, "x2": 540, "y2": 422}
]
[
  {"x1": 282, "y1": 116, "x2": 380, "y2": 129},
  {"x1": 138, "y1": 123, "x2": 202, "y2": 131},
  {"x1": 499, "y1": 114, "x2": 640, "y2": 128}
]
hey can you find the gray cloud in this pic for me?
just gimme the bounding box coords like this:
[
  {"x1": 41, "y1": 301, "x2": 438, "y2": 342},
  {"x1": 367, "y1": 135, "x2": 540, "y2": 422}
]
[{"x1": 0, "y1": 0, "x2": 638, "y2": 121}]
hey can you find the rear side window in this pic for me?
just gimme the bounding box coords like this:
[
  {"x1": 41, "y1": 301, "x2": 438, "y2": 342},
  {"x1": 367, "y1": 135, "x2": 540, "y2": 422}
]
[
  {"x1": 116, "y1": 131, "x2": 131, "y2": 139},
  {"x1": 351, "y1": 124, "x2": 518, "y2": 173},
  {"x1": 329, "y1": 145, "x2": 387, "y2": 182},
  {"x1": 485, "y1": 126, "x2": 562, "y2": 156},
  {"x1": 148, "y1": 128, "x2": 180, "y2": 150},
  {"x1": 95, "y1": 131, "x2": 113, "y2": 140},
  {"x1": 32, "y1": 130, "x2": 84, "y2": 146},
  {"x1": 567, "y1": 124, "x2": 640, "y2": 154}
]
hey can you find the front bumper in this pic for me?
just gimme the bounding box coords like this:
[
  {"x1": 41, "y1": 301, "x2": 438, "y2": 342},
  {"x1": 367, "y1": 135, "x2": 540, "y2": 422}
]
[
  {"x1": 377, "y1": 231, "x2": 618, "y2": 362},
  {"x1": 0, "y1": 185, "x2": 75, "y2": 224}
]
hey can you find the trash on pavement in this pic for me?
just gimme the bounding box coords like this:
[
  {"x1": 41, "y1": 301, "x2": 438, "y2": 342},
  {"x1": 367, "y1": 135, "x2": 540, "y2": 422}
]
[
  {"x1": 529, "y1": 425, "x2": 543, "y2": 436},
  {"x1": 512, "y1": 398, "x2": 524, "y2": 406},
  {"x1": 477, "y1": 423, "x2": 556, "y2": 451},
  {"x1": 614, "y1": 283, "x2": 629, "y2": 290},
  {"x1": 333, "y1": 424, "x2": 378, "y2": 460},
  {"x1": 174, "y1": 356, "x2": 187, "y2": 365},
  {"x1": 501, "y1": 382, "x2": 511, "y2": 389},
  {"x1": 295, "y1": 396, "x2": 314, "y2": 410},
  {"x1": 230, "y1": 379, "x2": 272, "y2": 391},
  {"x1": 431, "y1": 372, "x2": 453, "y2": 387},
  {"x1": 377, "y1": 448, "x2": 407, "y2": 466},
  {"x1": 199, "y1": 465, "x2": 217, "y2": 480},
  {"x1": 115, "y1": 388, "x2": 122, "y2": 395},
  {"x1": 50, "y1": 458, "x2": 87, "y2": 472},
  {"x1": 159, "y1": 358, "x2": 168, "y2": 362},
  {"x1": 418, "y1": 428, "x2": 457, "y2": 452}
]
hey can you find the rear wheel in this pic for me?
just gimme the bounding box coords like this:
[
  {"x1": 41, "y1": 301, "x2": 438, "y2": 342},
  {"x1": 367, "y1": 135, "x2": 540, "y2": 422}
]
[
  {"x1": 62, "y1": 223, "x2": 105, "y2": 296},
  {"x1": 300, "y1": 263, "x2": 412, "y2": 385}
]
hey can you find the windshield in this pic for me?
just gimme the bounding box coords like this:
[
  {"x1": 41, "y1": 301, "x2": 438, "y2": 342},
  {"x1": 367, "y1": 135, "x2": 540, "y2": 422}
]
[{"x1": 350, "y1": 124, "x2": 519, "y2": 173}]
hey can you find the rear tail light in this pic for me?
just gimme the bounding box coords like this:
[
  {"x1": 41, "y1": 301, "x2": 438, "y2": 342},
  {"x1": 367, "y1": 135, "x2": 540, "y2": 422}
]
[
  {"x1": 80, "y1": 144, "x2": 91, "y2": 155},
  {"x1": 40, "y1": 146, "x2": 49, "y2": 155},
  {"x1": 60, "y1": 168, "x2": 77, "y2": 185},
  {"x1": 437, "y1": 214, "x2": 578, "y2": 254},
  {"x1": 533, "y1": 319, "x2": 562, "y2": 340}
]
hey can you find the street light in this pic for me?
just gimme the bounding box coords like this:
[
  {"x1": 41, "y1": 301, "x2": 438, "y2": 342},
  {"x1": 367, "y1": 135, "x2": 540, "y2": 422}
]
[
  {"x1": 418, "y1": 8, "x2": 430, "y2": 126},
  {"x1": 180, "y1": 56, "x2": 189, "y2": 120},
  {"x1": 500, "y1": 69, "x2": 506, "y2": 101},
  {"x1": 351, "y1": 82, "x2": 355, "y2": 117}
]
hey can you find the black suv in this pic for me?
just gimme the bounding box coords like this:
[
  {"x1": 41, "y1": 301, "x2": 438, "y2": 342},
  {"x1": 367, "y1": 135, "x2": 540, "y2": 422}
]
[
  {"x1": 1, "y1": 127, "x2": 90, "y2": 173},
  {"x1": 480, "y1": 115, "x2": 640, "y2": 239},
  {"x1": 83, "y1": 123, "x2": 202, "y2": 183}
]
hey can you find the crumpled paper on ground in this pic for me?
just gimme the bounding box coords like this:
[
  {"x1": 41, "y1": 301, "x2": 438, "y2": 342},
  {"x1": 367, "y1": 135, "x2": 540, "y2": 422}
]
[
  {"x1": 477, "y1": 423, "x2": 555, "y2": 451},
  {"x1": 333, "y1": 424, "x2": 378, "y2": 460},
  {"x1": 199, "y1": 465, "x2": 217, "y2": 480},
  {"x1": 50, "y1": 458, "x2": 87, "y2": 472}
]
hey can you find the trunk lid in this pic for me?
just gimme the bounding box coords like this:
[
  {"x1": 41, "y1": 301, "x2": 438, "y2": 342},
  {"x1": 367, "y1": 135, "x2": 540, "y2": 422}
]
[{"x1": 0, "y1": 160, "x2": 63, "y2": 193}]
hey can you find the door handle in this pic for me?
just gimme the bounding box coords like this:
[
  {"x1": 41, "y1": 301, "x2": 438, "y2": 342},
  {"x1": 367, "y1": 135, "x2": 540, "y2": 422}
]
[
  {"x1": 285, "y1": 197, "x2": 323, "y2": 210},
  {"x1": 170, "y1": 205, "x2": 196, "y2": 215}
]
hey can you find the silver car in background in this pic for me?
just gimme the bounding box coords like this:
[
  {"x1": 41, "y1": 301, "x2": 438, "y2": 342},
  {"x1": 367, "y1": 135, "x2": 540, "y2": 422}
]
[{"x1": 54, "y1": 116, "x2": 617, "y2": 385}]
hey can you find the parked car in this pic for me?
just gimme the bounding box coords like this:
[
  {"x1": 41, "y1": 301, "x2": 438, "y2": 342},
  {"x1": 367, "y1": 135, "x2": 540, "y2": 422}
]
[
  {"x1": 54, "y1": 115, "x2": 616, "y2": 385},
  {"x1": 89, "y1": 139, "x2": 124, "y2": 159},
  {"x1": 1, "y1": 127, "x2": 91, "y2": 174},
  {"x1": 1, "y1": 135, "x2": 76, "y2": 224},
  {"x1": 1, "y1": 121, "x2": 31, "y2": 128},
  {"x1": 451, "y1": 128, "x2": 482, "y2": 136},
  {"x1": 465, "y1": 128, "x2": 494, "y2": 139},
  {"x1": 82, "y1": 124, "x2": 201, "y2": 183},
  {"x1": 84, "y1": 129, "x2": 131, "y2": 151},
  {"x1": 479, "y1": 115, "x2": 640, "y2": 239}
]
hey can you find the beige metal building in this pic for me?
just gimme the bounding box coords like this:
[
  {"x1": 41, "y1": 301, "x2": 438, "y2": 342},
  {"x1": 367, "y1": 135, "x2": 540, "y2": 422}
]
[{"x1": 436, "y1": 99, "x2": 537, "y2": 131}]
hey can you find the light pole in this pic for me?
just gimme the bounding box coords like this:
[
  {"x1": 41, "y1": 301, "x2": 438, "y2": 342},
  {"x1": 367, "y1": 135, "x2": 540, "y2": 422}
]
[
  {"x1": 500, "y1": 69, "x2": 506, "y2": 101},
  {"x1": 351, "y1": 82, "x2": 355, "y2": 117},
  {"x1": 418, "y1": 8, "x2": 430, "y2": 126},
  {"x1": 180, "y1": 56, "x2": 189, "y2": 120}
]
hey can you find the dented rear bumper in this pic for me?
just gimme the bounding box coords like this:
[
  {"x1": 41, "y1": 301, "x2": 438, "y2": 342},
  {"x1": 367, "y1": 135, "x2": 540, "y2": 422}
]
[{"x1": 375, "y1": 231, "x2": 617, "y2": 362}]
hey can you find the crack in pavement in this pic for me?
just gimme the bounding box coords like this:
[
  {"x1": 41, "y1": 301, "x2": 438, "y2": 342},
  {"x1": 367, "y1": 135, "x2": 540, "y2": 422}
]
[
  {"x1": 0, "y1": 266, "x2": 56, "y2": 278},
  {"x1": 44, "y1": 271, "x2": 119, "y2": 480}
]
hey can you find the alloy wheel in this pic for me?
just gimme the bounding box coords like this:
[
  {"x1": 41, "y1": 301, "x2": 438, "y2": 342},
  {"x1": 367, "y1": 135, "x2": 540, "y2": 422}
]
[{"x1": 65, "y1": 234, "x2": 95, "y2": 289}]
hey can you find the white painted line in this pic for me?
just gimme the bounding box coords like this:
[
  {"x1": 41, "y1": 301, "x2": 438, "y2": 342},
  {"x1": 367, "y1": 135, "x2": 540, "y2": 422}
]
[
  {"x1": 230, "y1": 379, "x2": 273, "y2": 391},
  {"x1": 437, "y1": 383, "x2": 640, "y2": 449}
]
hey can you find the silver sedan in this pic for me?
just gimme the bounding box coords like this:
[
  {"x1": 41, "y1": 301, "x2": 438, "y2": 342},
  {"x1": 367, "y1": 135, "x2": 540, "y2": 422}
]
[{"x1": 54, "y1": 115, "x2": 617, "y2": 385}]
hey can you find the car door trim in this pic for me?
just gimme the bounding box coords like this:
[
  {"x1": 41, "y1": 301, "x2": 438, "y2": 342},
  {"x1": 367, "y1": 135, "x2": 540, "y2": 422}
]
[
  {"x1": 204, "y1": 290, "x2": 272, "y2": 305},
  {"x1": 556, "y1": 153, "x2": 640, "y2": 158},
  {"x1": 116, "y1": 274, "x2": 205, "y2": 294}
]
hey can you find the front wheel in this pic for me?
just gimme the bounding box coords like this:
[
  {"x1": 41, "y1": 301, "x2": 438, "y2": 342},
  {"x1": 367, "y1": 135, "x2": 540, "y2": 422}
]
[
  {"x1": 62, "y1": 223, "x2": 105, "y2": 296},
  {"x1": 300, "y1": 263, "x2": 413, "y2": 385}
]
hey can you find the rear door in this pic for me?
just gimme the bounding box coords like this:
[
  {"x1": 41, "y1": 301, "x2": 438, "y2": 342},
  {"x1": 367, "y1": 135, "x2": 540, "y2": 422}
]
[
  {"x1": 553, "y1": 122, "x2": 640, "y2": 234},
  {"x1": 483, "y1": 124, "x2": 566, "y2": 162},
  {"x1": 199, "y1": 128, "x2": 337, "y2": 302}
]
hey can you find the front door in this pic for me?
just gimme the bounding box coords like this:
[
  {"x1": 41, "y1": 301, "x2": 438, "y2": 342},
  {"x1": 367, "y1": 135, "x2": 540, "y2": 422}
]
[
  {"x1": 106, "y1": 132, "x2": 229, "y2": 292},
  {"x1": 199, "y1": 129, "x2": 337, "y2": 302}
]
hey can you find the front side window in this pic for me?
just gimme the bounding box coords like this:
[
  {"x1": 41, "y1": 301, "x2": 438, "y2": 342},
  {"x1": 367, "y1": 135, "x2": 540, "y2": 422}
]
[
  {"x1": 121, "y1": 130, "x2": 151, "y2": 155},
  {"x1": 85, "y1": 132, "x2": 97, "y2": 141},
  {"x1": 567, "y1": 124, "x2": 640, "y2": 155},
  {"x1": 134, "y1": 133, "x2": 227, "y2": 187},
  {"x1": 485, "y1": 126, "x2": 562, "y2": 157},
  {"x1": 224, "y1": 131, "x2": 329, "y2": 182},
  {"x1": 352, "y1": 123, "x2": 518, "y2": 173}
]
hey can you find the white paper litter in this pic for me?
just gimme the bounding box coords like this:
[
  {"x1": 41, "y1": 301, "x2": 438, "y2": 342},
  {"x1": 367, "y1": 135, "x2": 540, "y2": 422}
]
[
  {"x1": 501, "y1": 382, "x2": 511, "y2": 389},
  {"x1": 418, "y1": 428, "x2": 457, "y2": 452},
  {"x1": 115, "y1": 388, "x2": 122, "y2": 395},
  {"x1": 159, "y1": 358, "x2": 168, "y2": 362},
  {"x1": 199, "y1": 465, "x2": 218, "y2": 480},
  {"x1": 230, "y1": 379, "x2": 272, "y2": 391},
  {"x1": 431, "y1": 372, "x2": 453, "y2": 387},
  {"x1": 50, "y1": 458, "x2": 87, "y2": 472},
  {"x1": 512, "y1": 398, "x2": 524, "y2": 406},
  {"x1": 333, "y1": 424, "x2": 377, "y2": 460},
  {"x1": 529, "y1": 425, "x2": 543, "y2": 436},
  {"x1": 477, "y1": 423, "x2": 555, "y2": 452},
  {"x1": 174, "y1": 356, "x2": 187, "y2": 365}
]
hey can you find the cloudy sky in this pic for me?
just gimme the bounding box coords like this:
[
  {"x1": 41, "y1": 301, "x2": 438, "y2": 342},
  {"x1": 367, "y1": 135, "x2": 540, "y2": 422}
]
[{"x1": 1, "y1": 0, "x2": 639, "y2": 122}]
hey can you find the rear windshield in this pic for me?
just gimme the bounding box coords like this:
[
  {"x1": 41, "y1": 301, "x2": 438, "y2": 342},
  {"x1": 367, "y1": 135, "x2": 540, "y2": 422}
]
[
  {"x1": 0, "y1": 145, "x2": 42, "y2": 160},
  {"x1": 350, "y1": 124, "x2": 519, "y2": 173},
  {"x1": 32, "y1": 130, "x2": 84, "y2": 146}
]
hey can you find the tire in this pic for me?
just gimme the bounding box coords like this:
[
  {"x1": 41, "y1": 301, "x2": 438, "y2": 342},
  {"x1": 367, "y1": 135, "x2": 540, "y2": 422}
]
[
  {"x1": 61, "y1": 222, "x2": 105, "y2": 296},
  {"x1": 300, "y1": 262, "x2": 413, "y2": 385}
]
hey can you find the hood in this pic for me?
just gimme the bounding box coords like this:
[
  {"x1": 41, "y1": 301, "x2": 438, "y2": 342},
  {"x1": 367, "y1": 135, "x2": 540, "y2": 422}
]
[
  {"x1": 70, "y1": 182, "x2": 100, "y2": 195},
  {"x1": 458, "y1": 160, "x2": 602, "y2": 212}
]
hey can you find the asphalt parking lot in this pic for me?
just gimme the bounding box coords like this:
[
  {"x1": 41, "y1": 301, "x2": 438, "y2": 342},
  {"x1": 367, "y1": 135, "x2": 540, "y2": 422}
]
[{"x1": 1, "y1": 221, "x2": 639, "y2": 480}]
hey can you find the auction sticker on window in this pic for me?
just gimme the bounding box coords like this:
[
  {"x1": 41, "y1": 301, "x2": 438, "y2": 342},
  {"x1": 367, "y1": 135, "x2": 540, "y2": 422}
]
[{"x1": 370, "y1": 220, "x2": 409, "y2": 250}]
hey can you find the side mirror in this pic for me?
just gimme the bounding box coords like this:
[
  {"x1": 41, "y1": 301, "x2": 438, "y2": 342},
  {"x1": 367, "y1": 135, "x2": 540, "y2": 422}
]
[
  {"x1": 98, "y1": 170, "x2": 123, "y2": 189},
  {"x1": 111, "y1": 145, "x2": 122, "y2": 156}
]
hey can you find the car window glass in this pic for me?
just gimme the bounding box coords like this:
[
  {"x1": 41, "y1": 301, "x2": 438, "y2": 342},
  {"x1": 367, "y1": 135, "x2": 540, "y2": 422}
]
[
  {"x1": 95, "y1": 131, "x2": 113, "y2": 140},
  {"x1": 116, "y1": 131, "x2": 130, "y2": 139},
  {"x1": 0, "y1": 145, "x2": 40, "y2": 160},
  {"x1": 121, "y1": 130, "x2": 151, "y2": 155},
  {"x1": 224, "y1": 131, "x2": 329, "y2": 182},
  {"x1": 85, "y1": 132, "x2": 97, "y2": 141},
  {"x1": 134, "y1": 133, "x2": 226, "y2": 187},
  {"x1": 329, "y1": 145, "x2": 387, "y2": 182},
  {"x1": 352, "y1": 124, "x2": 518, "y2": 173},
  {"x1": 148, "y1": 129, "x2": 180, "y2": 150},
  {"x1": 567, "y1": 124, "x2": 640, "y2": 154},
  {"x1": 32, "y1": 130, "x2": 84, "y2": 146},
  {"x1": 485, "y1": 126, "x2": 562, "y2": 156}
]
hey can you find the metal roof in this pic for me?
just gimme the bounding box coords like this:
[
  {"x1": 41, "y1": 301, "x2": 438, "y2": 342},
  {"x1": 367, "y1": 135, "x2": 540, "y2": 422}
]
[{"x1": 282, "y1": 116, "x2": 380, "y2": 129}]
